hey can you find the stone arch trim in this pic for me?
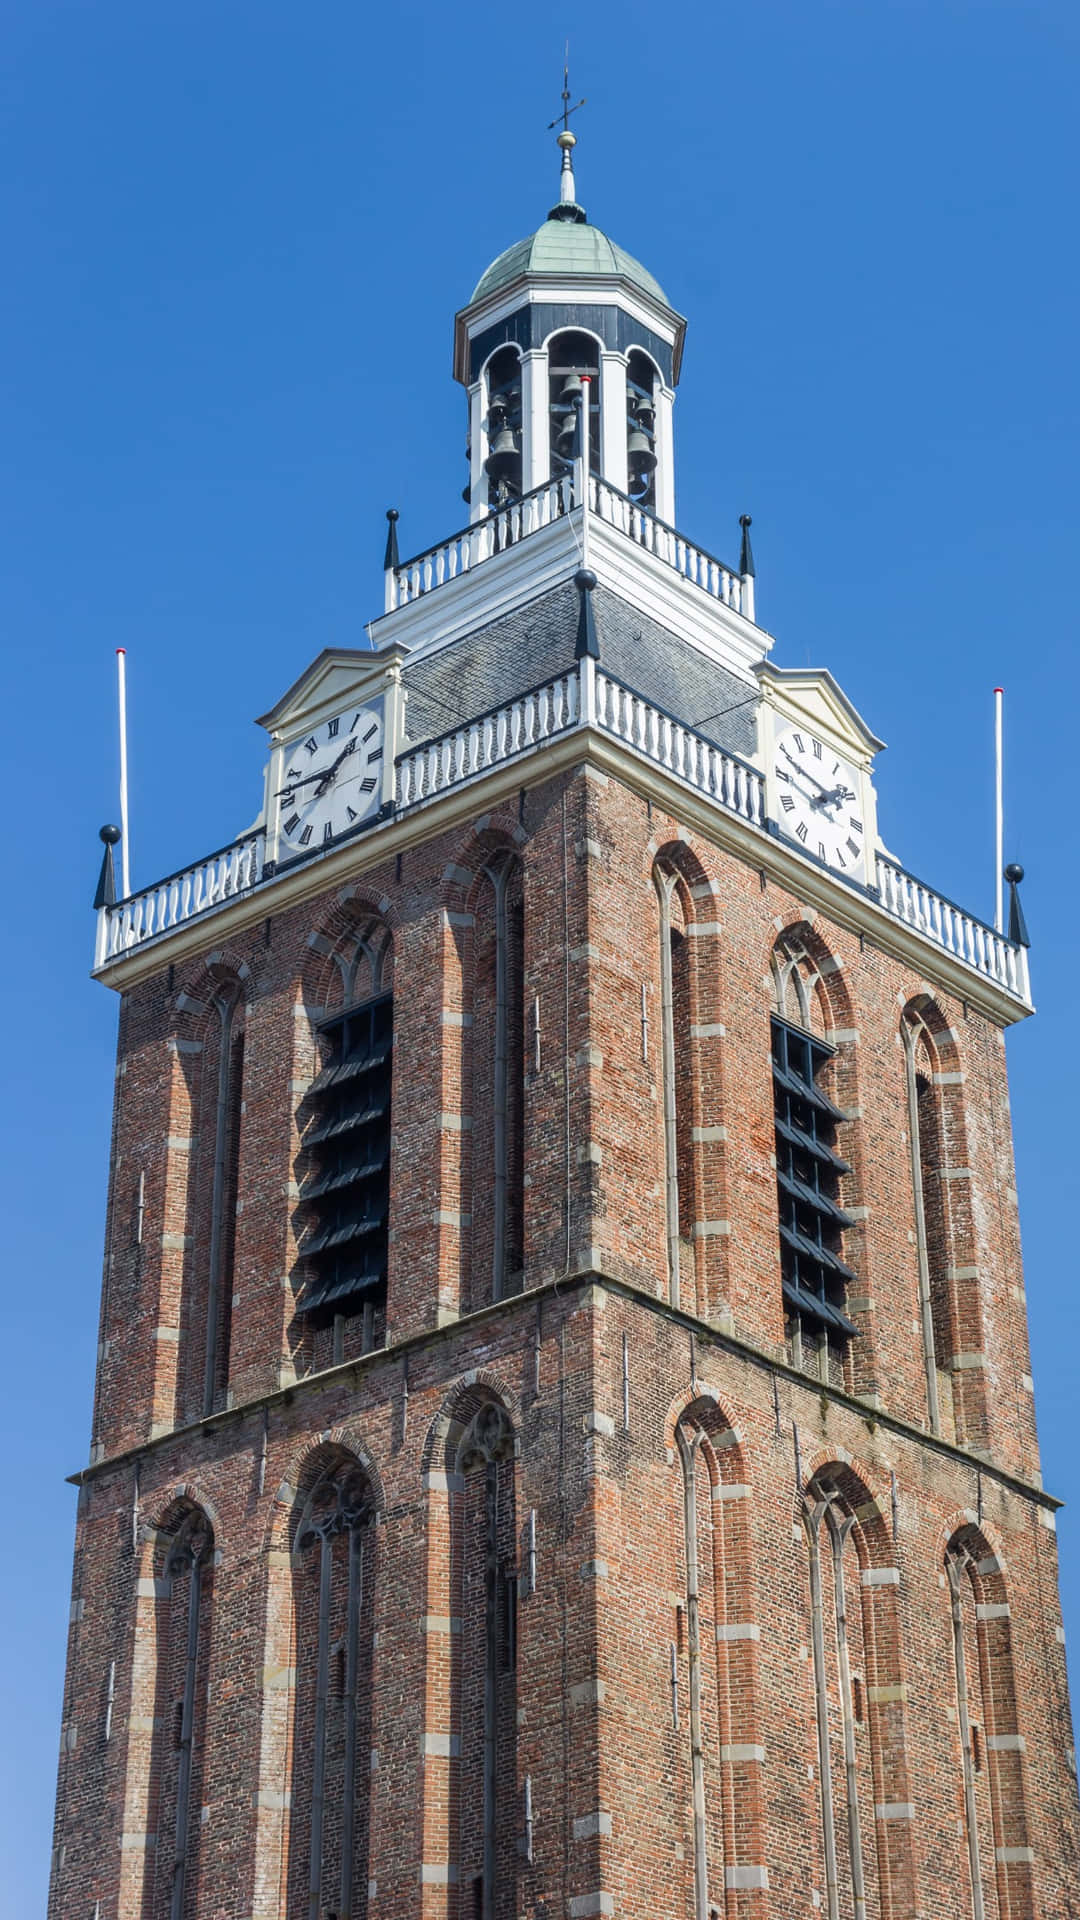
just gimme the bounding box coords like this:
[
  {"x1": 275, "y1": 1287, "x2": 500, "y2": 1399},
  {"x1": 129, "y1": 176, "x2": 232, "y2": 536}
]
[
  {"x1": 300, "y1": 890, "x2": 396, "y2": 1015},
  {"x1": 142, "y1": 1483, "x2": 223, "y2": 1550},
  {"x1": 663, "y1": 1382, "x2": 746, "y2": 1474},
  {"x1": 769, "y1": 916, "x2": 854, "y2": 1035},
  {"x1": 420, "y1": 1367, "x2": 522, "y2": 1477},
  {"x1": 800, "y1": 1452, "x2": 894, "y2": 1558},
  {"x1": 440, "y1": 812, "x2": 528, "y2": 917},
  {"x1": 934, "y1": 1506, "x2": 1009, "y2": 1573},
  {"x1": 268, "y1": 1428, "x2": 386, "y2": 1555}
]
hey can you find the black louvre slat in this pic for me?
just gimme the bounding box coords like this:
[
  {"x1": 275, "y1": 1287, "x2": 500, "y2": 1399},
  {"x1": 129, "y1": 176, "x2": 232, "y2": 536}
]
[
  {"x1": 777, "y1": 1166, "x2": 853, "y2": 1229},
  {"x1": 779, "y1": 1220, "x2": 859, "y2": 1285},
  {"x1": 303, "y1": 1214, "x2": 386, "y2": 1257},
  {"x1": 304, "y1": 1099, "x2": 388, "y2": 1147},
  {"x1": 771, "y1": 1057, "x2": 846, "y2": 1121},
  {"x1": 782, "y1": 1276, "x2": 859, "y2": 1338},
  {"x1": 309, "y1": 1045, "x2": 392, "y2": 1095},
  {"x1": 775, "y1": 1113, "x2": 851, "y2": 1175},
  {"x1": 296, "y1": 1266, "x2": 385, "y2": 1318},
  {"x1": 300, "y1": 1155, "x2": 388, "y2": 1202}
]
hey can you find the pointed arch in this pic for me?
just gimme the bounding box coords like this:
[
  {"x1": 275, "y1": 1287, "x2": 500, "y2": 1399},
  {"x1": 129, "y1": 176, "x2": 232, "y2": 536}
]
[
  {"x1": 769, "y1": 925, "x2": 862, "y2": 1388},
  {"x1": 945, "y1": 1524, "x2": 1034, "y2": 1919},
  {"x1": 799, "y1": 1464, "x2": 917, "y2": 1920},
  {"x1": 670, "y1": 1391, "x2": 767, "y2": 1917},
  {"x1": 651, "y1": 841, "x2": 727, "y2": 1323},
  {"x1": 136, "y1": 1499, "x2": 215, "y2": 1920},
  {"x1": 286, "y1": 1445, "x2": 379, "y2": 1920},
  {"x1": 294, "y1": 906, "x2": 395, "y2": 1371},
  {"x1": 419, "y1": 1379, "x2": 520, "y2": 1920}
]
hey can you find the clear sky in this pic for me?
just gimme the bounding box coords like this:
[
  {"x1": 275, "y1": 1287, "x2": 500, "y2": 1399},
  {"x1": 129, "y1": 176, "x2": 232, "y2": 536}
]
[{"x1": 3, "y1": 1, "x2": 1078, "y2": 1907}]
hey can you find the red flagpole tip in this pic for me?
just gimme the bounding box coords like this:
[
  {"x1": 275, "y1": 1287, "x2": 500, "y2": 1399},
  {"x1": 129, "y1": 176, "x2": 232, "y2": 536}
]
[
  {"x1": 116, "y1": 647, "x2": 127, "y2": 656},
  {"x1": 994, "y1": 685, "x2": 1004, "y2": 694}
]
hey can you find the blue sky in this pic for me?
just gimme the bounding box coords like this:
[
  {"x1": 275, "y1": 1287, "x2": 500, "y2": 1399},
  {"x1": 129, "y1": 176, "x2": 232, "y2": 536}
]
[{"x1": 3, "y1": 1, "x2": 1078, "y2": 1906}]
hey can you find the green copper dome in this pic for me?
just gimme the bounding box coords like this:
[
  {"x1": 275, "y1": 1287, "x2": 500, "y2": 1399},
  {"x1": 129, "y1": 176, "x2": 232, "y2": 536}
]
[{"x1": 470, "y1": 217, "x2": 669, "y2": 308}]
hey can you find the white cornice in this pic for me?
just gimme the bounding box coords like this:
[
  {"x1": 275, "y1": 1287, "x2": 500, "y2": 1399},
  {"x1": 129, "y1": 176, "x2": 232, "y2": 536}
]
[
  {"x1": 453, "y1": 274, "x2": 687, "y2": 385},
  {"x1": 94, "y1": 726, "x2": 1031, "y2": 1027}
]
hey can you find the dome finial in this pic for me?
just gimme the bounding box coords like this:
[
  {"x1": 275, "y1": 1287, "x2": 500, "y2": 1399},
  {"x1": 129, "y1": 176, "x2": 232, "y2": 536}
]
[{"x1": 547, "y1": 44, "x2": 587, "y2": 224}]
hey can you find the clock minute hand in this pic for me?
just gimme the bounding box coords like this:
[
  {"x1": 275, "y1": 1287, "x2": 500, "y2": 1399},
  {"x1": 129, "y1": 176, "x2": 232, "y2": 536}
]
[
  {"x1": 275, "y1": 769, "x2": 329, "y2": 797},
  {"x1": 780, "y1": 745, "x2": 831, "y2": 797},
  {"x1": 314, "y1": 736, "x2": 358, "y2": 795}
]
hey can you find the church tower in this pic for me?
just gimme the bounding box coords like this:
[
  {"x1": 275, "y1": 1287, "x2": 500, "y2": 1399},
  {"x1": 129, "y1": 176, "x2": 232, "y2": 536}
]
[{"x1": 51, "y1": 125, "x2": 1079, "y2": 1920}]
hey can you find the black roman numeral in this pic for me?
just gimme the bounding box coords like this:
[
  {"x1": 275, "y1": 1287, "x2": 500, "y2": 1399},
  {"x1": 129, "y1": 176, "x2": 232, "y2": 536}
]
[
  {"x1": 327, "y1": 716, "x2": 340, "y2": 738},
  {"x1": 847, "y1": 837, "x2": 861, "y2": 859},
  {"x1": 849, "y1": 817, "x2": 863, "y2": 833},
  {"x1": 781, "y1": 794, "x2": 795, "y2": 812},
  {"x1": 368, "y1": 745, "x2": 382, "y2": 762},
  {"x1": 812, "y1": 738, "x2": 822, "y2": 758},
  {"x1": 283, "y1": 813, "x2": 300, "y2": 835},
  {"x1": 346, "y1": 805, "x2": 358, "y2": 822},
  {"x1": 792, "y1": 732, "x2": 805, "y2": 753},
  {"x1": 299, "y1": 825, "x2": 314, "y2": 846},
  {"x1": 323, "y1": 821, "x2": 334, "y2": 842},
  {"x1": 818, "y1": 840, "x2": 827, "y2": 860},
  {"x1": 796, "y1": 822, "x2": 808, "y2": 843},
  {"x1": 362, "y1": 722, "x2": 378, "y2": 743},
  {"x1": 359, "y1": 775, "x2": 377, "y2": 794},
  {"x1": 304, "y1": 736, "x2": 319, "y2": 756}
]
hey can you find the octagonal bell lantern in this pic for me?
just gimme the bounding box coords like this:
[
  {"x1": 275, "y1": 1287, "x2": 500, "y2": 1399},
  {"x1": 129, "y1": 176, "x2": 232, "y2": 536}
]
[{"x1": 453, "y1": 129, "x2": 686, "y2": 525}]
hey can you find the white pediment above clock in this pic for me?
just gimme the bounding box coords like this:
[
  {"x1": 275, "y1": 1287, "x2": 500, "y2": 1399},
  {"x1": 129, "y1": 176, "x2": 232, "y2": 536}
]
[
  {"x1": 256, "y1": 643, "x2": 408, "y2": 742},
  {"x1": 754, "y1": 663, "x2": 885, "y2": 772}
]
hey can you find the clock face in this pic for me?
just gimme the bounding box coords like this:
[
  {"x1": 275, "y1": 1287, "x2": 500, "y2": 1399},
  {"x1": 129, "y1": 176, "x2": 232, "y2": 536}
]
[
  {"x1": 773, "y1": 725, "x2": 866, "y2": 878},
  {"x1": 277, "y1": 703, "x2": 384, "y2": 856}
]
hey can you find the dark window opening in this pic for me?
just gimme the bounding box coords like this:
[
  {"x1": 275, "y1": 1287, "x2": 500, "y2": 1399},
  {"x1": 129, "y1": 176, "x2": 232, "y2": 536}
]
[
  {"x1": 771, "y1": 1014, "x2": 858, "y2": 1375},
  {"x1": 297, "y1": 991, "x2": 392, "y2": 1344},
  {"x1": 626, "y1": 349, "x2": 658, "y2": 510},
  {"x1": 483, "y1": 345, "x2": 522, "y2": 509},
  {"x1": 548, "y1": 330, "x2": 600, "y2": 483}
]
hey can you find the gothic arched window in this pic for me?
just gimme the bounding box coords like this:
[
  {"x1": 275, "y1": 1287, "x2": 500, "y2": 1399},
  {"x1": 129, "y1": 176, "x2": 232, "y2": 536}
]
[
  {"x1": 201, "y1": 987, "x2": 244, "y2": 1416},
  {"x1": 453, "y1": 1400, "x2": 518, "y2": 1920},
  {"x1": 288, "y1": 1455, "x2": 376, "y2": 1920},
  {"x1": 771, "y1": 936, "x2": 858, "y2": 1384},
  {"x1": 655, "y1": 865, "x2": 696, "y2": 1310},
  {"x1": 470, "y1": 853, "x2": 525, "y2": 1307},
  {"x1": 148, "y1": 1505, "x2": 214, "y2": 1920},
  {"x1": 945, "y1": 1530, "x2": 1033, "y2": 1919},
  {"x1": 902, "y1": 1007, "x2": 955, "y2": 1436},
  {"x1": 548, "y1": 329, "x2": 600, "y2": 481},
  {"x1": 297, "y1": 920, "x2": 393, "y2": 1369}
]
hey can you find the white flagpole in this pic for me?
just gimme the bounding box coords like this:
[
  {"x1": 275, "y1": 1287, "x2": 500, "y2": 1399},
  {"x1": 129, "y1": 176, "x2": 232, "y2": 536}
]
[
  {"x1": 117, "y1": 648, "x2": 130, "y2": 899},
  {"x1": 994, "y1": 686, "x2": 1004, "y2": 933}
]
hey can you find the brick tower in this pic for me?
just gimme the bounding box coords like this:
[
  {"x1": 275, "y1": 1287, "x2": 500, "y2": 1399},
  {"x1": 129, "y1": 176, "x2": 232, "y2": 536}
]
[{"x1": 51, "y1": 126, "x2": 1079, "y2": 1920}]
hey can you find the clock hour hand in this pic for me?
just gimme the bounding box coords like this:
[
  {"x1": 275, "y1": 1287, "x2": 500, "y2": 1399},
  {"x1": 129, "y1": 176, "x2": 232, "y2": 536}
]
[
  {"x1": 780, "y1": 745, "x2": 831, "y2": 797},
  {"x1": 275, "y1": 769, "x2": 330, "y2": 797},
  {"x1": 314, "y1": 736, "x2": 358, "y2": 795}
]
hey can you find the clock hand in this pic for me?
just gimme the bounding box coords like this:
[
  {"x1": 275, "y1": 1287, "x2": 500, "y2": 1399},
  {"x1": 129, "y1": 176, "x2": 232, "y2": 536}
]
[
  {"x1": 275, "y1": 769, "x2": 331, "y2": 797},
  {"x1": 780, "y1": 745, "x2": 831, "y2": 797},
  {"x1": 314, "y1": 736, "x2": 358, "y2": 796}
]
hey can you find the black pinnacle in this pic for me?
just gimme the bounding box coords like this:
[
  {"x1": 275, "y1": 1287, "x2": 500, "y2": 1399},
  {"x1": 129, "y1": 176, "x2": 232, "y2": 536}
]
[
  {"x1": 739, "y1": 514, "x2": 756, "y2": 579},
  {"x1": 384, "y1": 508, "x2": 400, "y2": 572},
  {"x1": 574, "y1": 568, "x2": 599, "y2": 660},
  {"x1": 1004, "y1": 864, "x2": 1030, "y2": 948},
  {"x1": 94, "y1": 824, "x2": 121, "y2": 909}
]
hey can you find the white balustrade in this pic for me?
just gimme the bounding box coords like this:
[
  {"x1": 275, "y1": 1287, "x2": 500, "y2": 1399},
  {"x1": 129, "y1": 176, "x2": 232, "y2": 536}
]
[
  {"x1": 594, "y1": 672, "x2": 765, "y2": 829},
  {"x1": 93, "y1": 666, "x2": 1031, "y2": 1010},
  {"x1": 875, "y1": 855, "x2": 1030, "y2": 1003},
  {"x1": 94, "y1": 833, "x2": 265, "y2": 969},
  {"x1": 386, "y1": 476, "x2": 573, "y2": 612},
  {"x1": 589, "y1": 477, "x2": 745, "y2": 614},
  {"x1": 395, "y1": 671, "x2": 580, "y2": 809}
]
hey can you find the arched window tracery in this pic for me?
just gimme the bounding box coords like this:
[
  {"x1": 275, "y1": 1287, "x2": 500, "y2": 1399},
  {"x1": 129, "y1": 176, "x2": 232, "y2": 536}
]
[
  {"x1": 201, "y1": 986, "x2": 244, "y2": 1415},
  {"x1": 470, "y1": 853, "x2": 525, "y2": 1308},
  {"x1": 296, "y1": 920, "x2": 394, "y2": 1369},
  {"x1": 902, "y1": 1006, "x2": 955, "y2": 1437},
  {"x1": 770, "y1": 934, "x2": 858, "y2": 1385},
  {"x1": 655, "y1": 865, "x2": 696, "y2": 1310},
  {"x1": 148, "y1": 1505, "x2": 214, "y2": 1920},
  {"x1": 452, "y1": 1399, "x2": 518, "y2": 1920},
  {"x1": 288, "y1": 1454, "x2": 376, "y2": 1920}
]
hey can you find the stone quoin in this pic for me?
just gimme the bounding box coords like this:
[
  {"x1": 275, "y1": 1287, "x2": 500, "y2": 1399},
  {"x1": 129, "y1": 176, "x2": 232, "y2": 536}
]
[{"x1": 51, "y1": 111, "x2": 1078, "y2": 1920}]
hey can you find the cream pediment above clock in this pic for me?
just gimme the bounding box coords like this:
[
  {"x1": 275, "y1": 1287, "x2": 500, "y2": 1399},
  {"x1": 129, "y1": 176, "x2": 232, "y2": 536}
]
[
  {"x1": 754, "y1": 663, "x2": 885, "y2": 772},
  {"x1": 256, "y1": 643, "x2": 408, "y2": 742}
]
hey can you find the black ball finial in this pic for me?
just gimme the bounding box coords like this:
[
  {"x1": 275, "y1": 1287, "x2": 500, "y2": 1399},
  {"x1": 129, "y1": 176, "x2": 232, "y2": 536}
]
[
  {"x1": 574, "y1": 568, "x2": 597, "y2": 592},
  {"x1": 574, "y1": 568, "x2": 600, "y2": 661},
  {"x1": 100, "y1": 823, "x2": 122, "y2": 846},
  {"x1": 386, "y1": 507, "x2": 399, "y2": 523},
  {"x1": 383, "y1": 508, "x2": 400, "y2": 571},
  {"x1": 1004, "y1": 862, "x2": 1024, "y2": 884}
]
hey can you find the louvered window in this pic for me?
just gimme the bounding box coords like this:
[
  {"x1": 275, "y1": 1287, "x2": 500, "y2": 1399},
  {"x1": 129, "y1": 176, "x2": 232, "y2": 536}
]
[
  {"x1": 297, "y1": 992, "x2": 391, "y2": 1340},
  {"x1": 771, "y1": 1015, "x2": 858, "y2": 1360}
]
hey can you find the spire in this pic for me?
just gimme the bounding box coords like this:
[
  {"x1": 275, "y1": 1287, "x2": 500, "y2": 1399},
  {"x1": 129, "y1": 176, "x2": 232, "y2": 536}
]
[
  {"x1": 94, "y1": 824, "x2": 121, "y2": 909},
  {"x1": 739, "y1": 514, "x2": 755, "y2": 579},
  {"x1": 547, "y1": 49, "x2": 587, "y2": 224}
]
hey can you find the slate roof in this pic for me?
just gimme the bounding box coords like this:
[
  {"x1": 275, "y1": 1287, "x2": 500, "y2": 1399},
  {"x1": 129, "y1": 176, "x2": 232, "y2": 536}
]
[{"x1": 401, "y1": 582, "x2": 758, "y2": 763}]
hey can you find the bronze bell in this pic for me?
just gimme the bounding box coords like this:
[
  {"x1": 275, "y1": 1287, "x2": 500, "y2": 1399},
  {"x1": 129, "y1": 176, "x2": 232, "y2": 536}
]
[
  {"x1": 559, "y1": 372, "x2": 584, "y2": 406},
  {"x1": 484, "y1": 424, "x2": 521, "y2": 483},
  {"x1": 554, "y1": 409, "x2": 578, "y2": 459},
  {"x1": 632, "y1": 391, "x2": 656, "y2": 431},
  {"x1": 627, "y1": 426, "x2": 657, "y2": 477}
]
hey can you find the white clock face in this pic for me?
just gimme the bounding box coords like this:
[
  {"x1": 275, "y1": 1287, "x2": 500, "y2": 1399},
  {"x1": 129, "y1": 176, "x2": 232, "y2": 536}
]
[
  {"x1": 774, "y1": 725, "x2": 866, "y2": 878},
  {"x1": 277, "y1": 704, "x2": 384, "y2": 855}
]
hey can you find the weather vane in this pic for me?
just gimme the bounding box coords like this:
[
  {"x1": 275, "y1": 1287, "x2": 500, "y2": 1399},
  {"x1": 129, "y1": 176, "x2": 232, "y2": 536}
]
[{"x1": 547, "y1": 43, "x2": 585, "y2": 133}]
